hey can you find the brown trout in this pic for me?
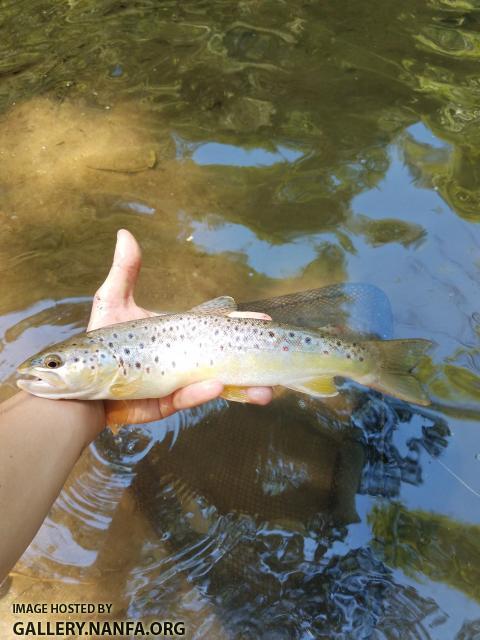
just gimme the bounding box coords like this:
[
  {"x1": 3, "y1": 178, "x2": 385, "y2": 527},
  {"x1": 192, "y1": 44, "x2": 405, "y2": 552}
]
[{"x1": 17, "y1": 296, "x2": 431, "y2": 405}]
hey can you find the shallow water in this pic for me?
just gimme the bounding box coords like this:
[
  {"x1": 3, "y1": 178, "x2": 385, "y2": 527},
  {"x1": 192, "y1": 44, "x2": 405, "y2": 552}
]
[{"x1": 1, "y1": 0, "x2": 480, "y2": 637}]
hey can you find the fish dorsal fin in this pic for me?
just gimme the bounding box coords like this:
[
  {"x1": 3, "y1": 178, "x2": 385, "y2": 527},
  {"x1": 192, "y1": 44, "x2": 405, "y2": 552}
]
[
  {"x1": 190, "y1": 296, "x2": 237, "y2": 315},
  {"x1": 285, "y1": 376, "x2": 338, "y2": 398}
]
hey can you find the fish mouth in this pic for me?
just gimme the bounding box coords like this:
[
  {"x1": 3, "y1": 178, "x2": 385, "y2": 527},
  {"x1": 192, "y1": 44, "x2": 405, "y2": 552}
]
[{"x1": 16, "y1": 367, "x2": 65, "y2": 396}]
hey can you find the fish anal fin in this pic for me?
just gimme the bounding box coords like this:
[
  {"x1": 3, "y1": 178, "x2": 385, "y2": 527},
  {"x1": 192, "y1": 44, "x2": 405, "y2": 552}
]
[
  {"x1": 190, "y1": 296, "x2": 237, "y2": 315},
  {"x1": 286, "y1": 376, "x2": 338, "y2": 398},
  {"x1": 221, "y1": 385, "x2": 250, "y2": 403}
]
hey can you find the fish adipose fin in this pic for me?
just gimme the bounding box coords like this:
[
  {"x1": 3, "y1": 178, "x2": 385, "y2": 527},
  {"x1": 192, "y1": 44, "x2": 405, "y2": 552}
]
[
  {"x1": 370, "y1": 338, "x2": 432, "y2": 406},
  {"x1": 221, "y1": 385, "x2": 250, "y2": 402},
  {"x1": 190, "y1": 296, "x2": 237, "y2": 315},
  {"x1": 285, "y1": 376, "x2": 338, "y2": 398}
]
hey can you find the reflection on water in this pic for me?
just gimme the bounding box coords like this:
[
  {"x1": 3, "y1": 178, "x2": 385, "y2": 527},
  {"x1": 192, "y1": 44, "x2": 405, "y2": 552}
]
[{"x1": 1, "y1": 0, "x2": 480, "y2": 636}]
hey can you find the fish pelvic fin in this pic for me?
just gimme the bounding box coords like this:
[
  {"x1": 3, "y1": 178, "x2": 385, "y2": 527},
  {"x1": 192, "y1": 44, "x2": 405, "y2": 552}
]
[
  {"x1": 190, "y1": 296, "x2": 237, "y2": 315},
  {"x1": 221, "y1": 385, "x2": 250, "y2": 403},
  {"x1": 285, "y1": 376, "x2": 338, "y2": 398},
  {"x1": 368, "y1": 338, "x2": 433, "y2": 406}
]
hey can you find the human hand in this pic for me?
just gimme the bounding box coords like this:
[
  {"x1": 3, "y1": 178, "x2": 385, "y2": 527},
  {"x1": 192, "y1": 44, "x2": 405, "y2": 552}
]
[{"x1": 88, "y1": 229, "x2": 273, "y2": 428}]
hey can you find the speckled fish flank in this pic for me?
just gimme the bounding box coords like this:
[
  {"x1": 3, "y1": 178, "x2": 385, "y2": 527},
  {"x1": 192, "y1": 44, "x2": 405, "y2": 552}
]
[{"x1": 16, "y1": 298, "x2": 433, "y2": 406}]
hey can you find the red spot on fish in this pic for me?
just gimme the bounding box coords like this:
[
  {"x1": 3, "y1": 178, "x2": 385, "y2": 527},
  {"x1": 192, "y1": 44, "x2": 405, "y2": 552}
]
[{"x1": 283, "y1": 346, "x2": 289, "y2": 351}]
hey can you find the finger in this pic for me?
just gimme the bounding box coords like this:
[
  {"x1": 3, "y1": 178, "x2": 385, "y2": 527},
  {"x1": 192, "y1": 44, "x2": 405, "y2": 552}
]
[
  {"x1": 98, "y1": 229, "x2": 142, "y2": 303},
  {"x1": 245, "y1": 387, "x2": 273, "y2": 405},
  {"x1": 229, "y1": 311, "x2": 272, "y2": 320},
  {"x1": 172, "y1": 380, "x2": 224, "y2": 411},
  {"x1": 104, "y1": 398, "x2": 155, "y2": 427}
]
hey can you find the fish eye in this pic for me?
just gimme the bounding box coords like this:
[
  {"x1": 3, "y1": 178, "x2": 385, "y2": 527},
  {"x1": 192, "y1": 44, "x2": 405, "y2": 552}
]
[{"x1": 43, "y1": 355, "x2": 63, "y2": 369}]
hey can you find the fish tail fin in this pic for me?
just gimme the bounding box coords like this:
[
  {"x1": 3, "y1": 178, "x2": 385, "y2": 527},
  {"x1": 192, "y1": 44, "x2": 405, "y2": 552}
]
[{"x1": 368, "y1": 339, "x2": 433, "y2": 406}]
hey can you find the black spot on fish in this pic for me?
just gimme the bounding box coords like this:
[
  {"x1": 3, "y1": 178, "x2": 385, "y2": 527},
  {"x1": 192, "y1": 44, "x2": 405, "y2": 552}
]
[
  {"x1": 289, "y1": 332, "x2": 295, "y2": 338},
  {"x1": 172, "y1": 361, "x2": 176, "y2": 368},
  {"x1": 101, "y1": 354, "x2": 105, "y2": 358},
  {"x1": 166, "y1": 343, "x2": 170, "y2": 348},
  {"x1": 210, "y1": 359, "x2": 213, "y2": 366},
  {"x1": 347, "y1": 354, "x2": 351, "y2": 359},
  {"x1": 96, "y1": 349, "x2": 99, "y2": 353},
  {"x1": 161, "y1": 370, "x2": 165, "y2": 376},
  {"x1": 135, "y1": 362, "x2": 141, "y2": 369},
  {"x1": 108, "y1": 343, "x2": 113, "y2": 348},
  {"x1": 74, "y1": 357, "x2": 79, "y2": 362},
  {"x1": 352, "y1": 342, "x2": 357, "y2": 347},
  {"x1": 82, "y1": 359, "x2": 86, "y2": 364},
  {"x1": 359, "y1": 356, "x2": 364, "y2": 362},
  {"x1": 139, "y1": 343, "x2": 144, "y2": 349},
  {"x1": 324, "y1": 350, "x2": 329, "y2": 355},
  {"x1": 336, "y1": 341, "x2": 341, "y2": 346},
  {"x1": 235, "y1": 326, "x2": 239, "y2": 331},
  {"x1": 99, "y1": 338, "x2": 104, "y2": 342},
  {"x1": 123, "y1": 369, "x2": 126, "y2": 376},
  {"x1": 128, "y1": 333, "x2": 133, "y2": 339},
  {"x1": 90, "y1": 366, "x2": 95, "y2": 370},
  {"x1": 125, "y1": 348, "x2": 130, "y2": 355},
  {"x1": 146, "y1": 367, "x2": 150, "y2": 374},
  {"x1": 269, "y1": 331, "x2": 275, "y2": 338},
  {"x1": 113, "y1": 333, "x2": 118, "y2": 338},
  {"x1": 151, "y1": 336, "x2": 156, "y2": 342},
  {"x1": 119, "y1": 358, "x2": 124, "y2": 366},
  {"x1": 305, "y1": 337, "x2": 311, "y2": 344},
  {"x1": 154, "y1": 356, "x2": 159, "y2": 363}
]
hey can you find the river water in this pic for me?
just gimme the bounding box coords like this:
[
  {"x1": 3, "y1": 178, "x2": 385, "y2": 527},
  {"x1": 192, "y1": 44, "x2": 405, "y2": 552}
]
[{"x1": 1, "y1": 0, "x2": 480, "y2": 638}]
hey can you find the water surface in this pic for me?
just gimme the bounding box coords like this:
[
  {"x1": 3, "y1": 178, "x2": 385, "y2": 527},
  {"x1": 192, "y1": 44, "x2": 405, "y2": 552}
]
[{"x1": 1, "y1": 0, "x2": 480, "y2": 637}]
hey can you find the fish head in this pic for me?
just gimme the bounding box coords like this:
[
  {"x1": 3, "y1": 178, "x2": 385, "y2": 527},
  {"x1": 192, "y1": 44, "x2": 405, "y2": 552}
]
[{"x1": 16, "y1": 332, "x2": 119, "y2": 399}]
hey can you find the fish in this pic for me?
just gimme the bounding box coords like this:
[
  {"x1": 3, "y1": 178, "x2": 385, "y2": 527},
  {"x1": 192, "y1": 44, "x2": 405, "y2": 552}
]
[{"x1": 16, "y1": 294, "x2": 432, "y2": 406}]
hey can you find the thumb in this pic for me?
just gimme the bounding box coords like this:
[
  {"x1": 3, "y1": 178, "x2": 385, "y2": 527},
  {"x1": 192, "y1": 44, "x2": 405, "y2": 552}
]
[{"x1": 98, "y1": 229, "x2": 142, "y2": 302}]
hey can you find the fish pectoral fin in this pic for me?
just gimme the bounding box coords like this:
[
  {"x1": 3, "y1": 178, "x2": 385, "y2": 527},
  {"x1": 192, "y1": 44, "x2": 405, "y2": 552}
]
[
  {"x1": 109, "y1": 379, "x2": 143, "y2": 399},
  {"x1": 189, "y1": 296, "x2": 237, "y2": 315},
  {"x1": 221, "y1": 385, "x2": 250, "y2": 403},
  {"x1": 285, "y1": 376, "x2": 338, "y2": 398}
]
